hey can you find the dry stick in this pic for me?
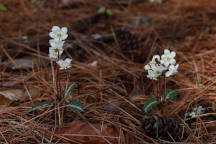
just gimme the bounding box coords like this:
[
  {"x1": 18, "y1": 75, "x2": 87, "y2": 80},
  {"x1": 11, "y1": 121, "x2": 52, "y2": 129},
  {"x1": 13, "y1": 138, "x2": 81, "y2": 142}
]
[{"x1": 0, "y1": 131, "x2": 9, "y2": 144}]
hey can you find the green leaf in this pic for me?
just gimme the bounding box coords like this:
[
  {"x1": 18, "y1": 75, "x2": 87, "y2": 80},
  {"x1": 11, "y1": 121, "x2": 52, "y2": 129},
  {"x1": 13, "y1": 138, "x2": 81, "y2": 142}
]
[
  {"x1": 97, "y1": 7, "x2": 105, "y2": 13},
  {"x1": 67, "y1": 100, "x2": 84, "y2": 112},
  {"x1": 161, "y1": 89, "x2": 179, "y2": 101},
  {"x1": 65, "y1": 82, "x2": 76, "y2": 97},
  {"x1": 142, "y1": 97, "x2": 160, "y2": 113},
  {"x1": 25, "y1": 101, "x2": 54, "y2": 114},
  {"x1": 106, "y1": 9, "x2": 113, "y2": 16},
  {"x1": 0, "y1": 4, "x2": 7, "y2": 11},
  {"x1": 196, "y1": 83, "x2": 205, "y2": 88}
]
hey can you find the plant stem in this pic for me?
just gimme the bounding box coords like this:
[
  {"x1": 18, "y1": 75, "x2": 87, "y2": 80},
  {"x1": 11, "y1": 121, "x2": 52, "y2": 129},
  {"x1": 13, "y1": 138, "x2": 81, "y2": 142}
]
[
  {"x1": 164, "y1": 76, "x2": 167, "y2": 101},
  {"x1": 159, "y1": 76, "x2": 162, "y2": 101},
  {"x1": 157, "y1": 79, "x2": 160, "y2": 100},
  {"x1": 153, "y1": 81, "x2": 157, "y2": 100},
  {"x1": 56, "y1": 51, "x2": 62, "y2": 101}
]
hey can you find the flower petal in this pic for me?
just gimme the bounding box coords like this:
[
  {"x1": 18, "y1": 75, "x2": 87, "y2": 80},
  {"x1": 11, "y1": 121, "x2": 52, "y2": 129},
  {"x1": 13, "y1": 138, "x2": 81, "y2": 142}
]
[
  {"x1": 49, "y1": 32, "x2": 55, "y2": 38},
  {"x1": 62, "y1": 34, "x2": 68, "y2": 40},
  {"x1": 61, "y1": 27, "x2": 68, "y2": 33},
  {"x1": 170, "y1": 59, "x2": 176, "y2": 65},
  {"x1": 65, "y1": 58, "x2": 72, "y2": 63},
  {"x1": 165, "y1": 71, "x2": 171, "y2": 77},
  {"x1": 171, "y1": 51, "x2": 176, "y2": 57},
  {"x1": 164, "y1": 49, "x2": 170, "y2": 54},
  {"x1": 52, "y1": 26, "x2": 60, "y2": 31}
]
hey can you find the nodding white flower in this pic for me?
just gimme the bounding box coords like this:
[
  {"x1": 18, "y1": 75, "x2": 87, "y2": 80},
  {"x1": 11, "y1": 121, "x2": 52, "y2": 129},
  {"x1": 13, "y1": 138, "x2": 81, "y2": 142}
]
[
  {"x1": 160, "y1": 49, "x2": 176, "y2": 67},
  {"x1": 165, "y1": 64, "x2": 179, "y2": 77},
  {"x1": 147, "y1": 70, "x2": 158, "y2": 80},
  {"x1": 57, "y1": 58, "x2": 72, "y2": 70},
  {"x1": 152, "y1": 64, "x2": 166, "y2": 75},
  {"x1": 150, "y1": 55, "x2": 160, "y2": 65},
  {"x1": 49, "y1": 47, "x2": 64, "y2": 59},
  {"x1": 147, "y1": 64, "x2": 166, "y2": 80},
  {"x1": 49, "y1": 26, "x2": 68, "y2": 41},
  {"x1": 49, "y1": 39, "x2": 64, "y2": 48}
]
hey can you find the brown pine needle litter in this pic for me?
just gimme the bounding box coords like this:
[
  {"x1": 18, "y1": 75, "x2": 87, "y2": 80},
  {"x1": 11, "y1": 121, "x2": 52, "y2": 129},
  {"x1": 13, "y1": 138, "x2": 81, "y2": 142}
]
[{"x1": 0, "y1": 0, "x2": 216, "y2": 143}]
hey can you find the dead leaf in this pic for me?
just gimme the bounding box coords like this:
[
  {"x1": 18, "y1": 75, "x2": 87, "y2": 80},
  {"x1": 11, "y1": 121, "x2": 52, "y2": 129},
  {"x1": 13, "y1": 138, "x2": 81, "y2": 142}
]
[
  {"x1": 0, "y1": 87, "x2": 38, "y2": 105},
  {"x1": 55, "y1": 120, "x2": 119, "y2": 144},
  {"x1": 4, "y1": 58, "x2": 34, "y2": 70},
  {"x1": 0, "y1": 75, "x2": 31, "y2": 87}
]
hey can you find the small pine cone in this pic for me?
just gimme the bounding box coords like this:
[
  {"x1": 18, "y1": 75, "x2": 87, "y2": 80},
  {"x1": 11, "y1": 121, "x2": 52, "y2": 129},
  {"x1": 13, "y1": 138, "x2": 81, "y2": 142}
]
[
  {"x1": 115, "y1": 28, "x2": 142, "y2": 58},
  {"x1": 142, "y1": 115, "x2": 183, "y2": 142},
  {"x1": 115, "y1": 28, "x2": 141, "y2": 51},
  {"x1": 115, "y1": 28, "x2": 150, "y2": 63}
]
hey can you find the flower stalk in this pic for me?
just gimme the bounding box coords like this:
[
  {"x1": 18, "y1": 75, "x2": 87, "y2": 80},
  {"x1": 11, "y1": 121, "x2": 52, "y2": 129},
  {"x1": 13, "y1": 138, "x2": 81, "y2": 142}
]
[
  {"x1": 48, "y1": 26, "x2": 72, "y2": 100},
  {"x1": 144, "y1": 49, "x2": 179, "y2": 101}
]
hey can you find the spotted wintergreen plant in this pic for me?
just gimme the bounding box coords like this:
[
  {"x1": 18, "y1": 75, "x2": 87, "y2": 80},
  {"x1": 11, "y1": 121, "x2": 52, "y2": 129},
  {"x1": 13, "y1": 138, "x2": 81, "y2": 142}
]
[
  {"x1": 142, "y1": 49, "x2": 179, "y2": 113},
  {"x1": 26, "y1": 27, "x2": 83, "y2": 115},
  {"x1": 48, "y1": 26, "x2": 72, "y2": 99}
]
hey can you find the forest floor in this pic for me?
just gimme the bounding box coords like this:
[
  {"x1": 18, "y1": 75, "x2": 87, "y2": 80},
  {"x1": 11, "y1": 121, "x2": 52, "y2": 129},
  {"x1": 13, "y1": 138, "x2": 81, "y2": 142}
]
[{"x1": 0, "y1": 0, "x2": 216, "y2": 143}]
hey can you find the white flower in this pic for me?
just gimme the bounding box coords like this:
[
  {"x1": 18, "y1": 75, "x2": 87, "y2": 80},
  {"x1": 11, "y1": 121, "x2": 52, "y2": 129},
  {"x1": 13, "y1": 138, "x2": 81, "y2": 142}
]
[
  {"x1": 49, "y1": 39, "x2": 64, "y2": 48},
  {"x1": 165, "y1": 64, "x2": 179, "y2": 77},
  {"x1": 144, "y1": 64, "x2": 151, "y2": 70},
  {"x1": 57, "y1": 58, "x2": 72, "y2": 70},
  {"x1": 196, "y1": 106, "x2": 205, "y2": 115},
  {"x1": 152, "y1": 64, "x2": 166, "y2": 75},
  {"x1": 189, "y1": 112, "x2": 196, "y2": 117},
  {"x1": 49, "y1": 47, "x2": 64, "y2": 59},
  {"x1": 49, "y1": 26, "x2": 68, "y2": 41},
  {"x1": 150, "y1": 55, "x2": 160, "y2": 65},
  {"x1": 147, "y1": 70, "x2": 158, "y2": 80},
  {"x1": 147, "y1": 64, "x2": 166, "y2": 80},
  {"x1": 160, "y1": 49, "x2": 176, "y2": 67},
  {"x1": 49, "y1": 39, "x2": 64, "y2": 59}
]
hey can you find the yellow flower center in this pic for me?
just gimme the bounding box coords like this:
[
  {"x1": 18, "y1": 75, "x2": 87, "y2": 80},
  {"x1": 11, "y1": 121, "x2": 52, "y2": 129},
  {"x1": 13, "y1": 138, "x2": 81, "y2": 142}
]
[
  {"x1": 56, "y1": 33, "x2": 62, "y2": 38},
  {"x1": 166, "y1": 55, "x2": 171, "y2": 61}
]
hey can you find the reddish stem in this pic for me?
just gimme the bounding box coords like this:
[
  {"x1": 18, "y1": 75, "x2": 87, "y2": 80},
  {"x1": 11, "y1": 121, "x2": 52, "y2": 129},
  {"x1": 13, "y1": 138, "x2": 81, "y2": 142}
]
[
  {"x1": 164, "y1": 76, "x2": 167, "y2": 102},
  {"x1": 56, "y1": 51, "x2": 62, "y2": 101}
]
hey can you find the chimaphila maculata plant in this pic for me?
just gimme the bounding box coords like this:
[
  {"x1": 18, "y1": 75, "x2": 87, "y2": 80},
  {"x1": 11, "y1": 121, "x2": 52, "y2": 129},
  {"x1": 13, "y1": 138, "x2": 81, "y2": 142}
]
[
  {"x1": 49, "y1": 26, "x2": 72, "y2": 100},
  {"x1": 144, "y1": 49, "x2": 179, "y2": 101},
  {"x1": 26, "y1": 26, "x2": 84, "y2": 126}
]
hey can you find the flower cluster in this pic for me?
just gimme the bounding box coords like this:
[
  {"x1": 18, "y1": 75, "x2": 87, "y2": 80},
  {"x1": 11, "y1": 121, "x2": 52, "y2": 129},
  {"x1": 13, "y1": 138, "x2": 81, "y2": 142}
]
[
  {"x1": 144, "y1": 49, "x2": 179, "y2": 80},
  {"x1": 49, "y1": 26, "x2": 72, "y2": 70},
  {"x1": 185, "y1": 106, "x2": 205, "y2": 118}
]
